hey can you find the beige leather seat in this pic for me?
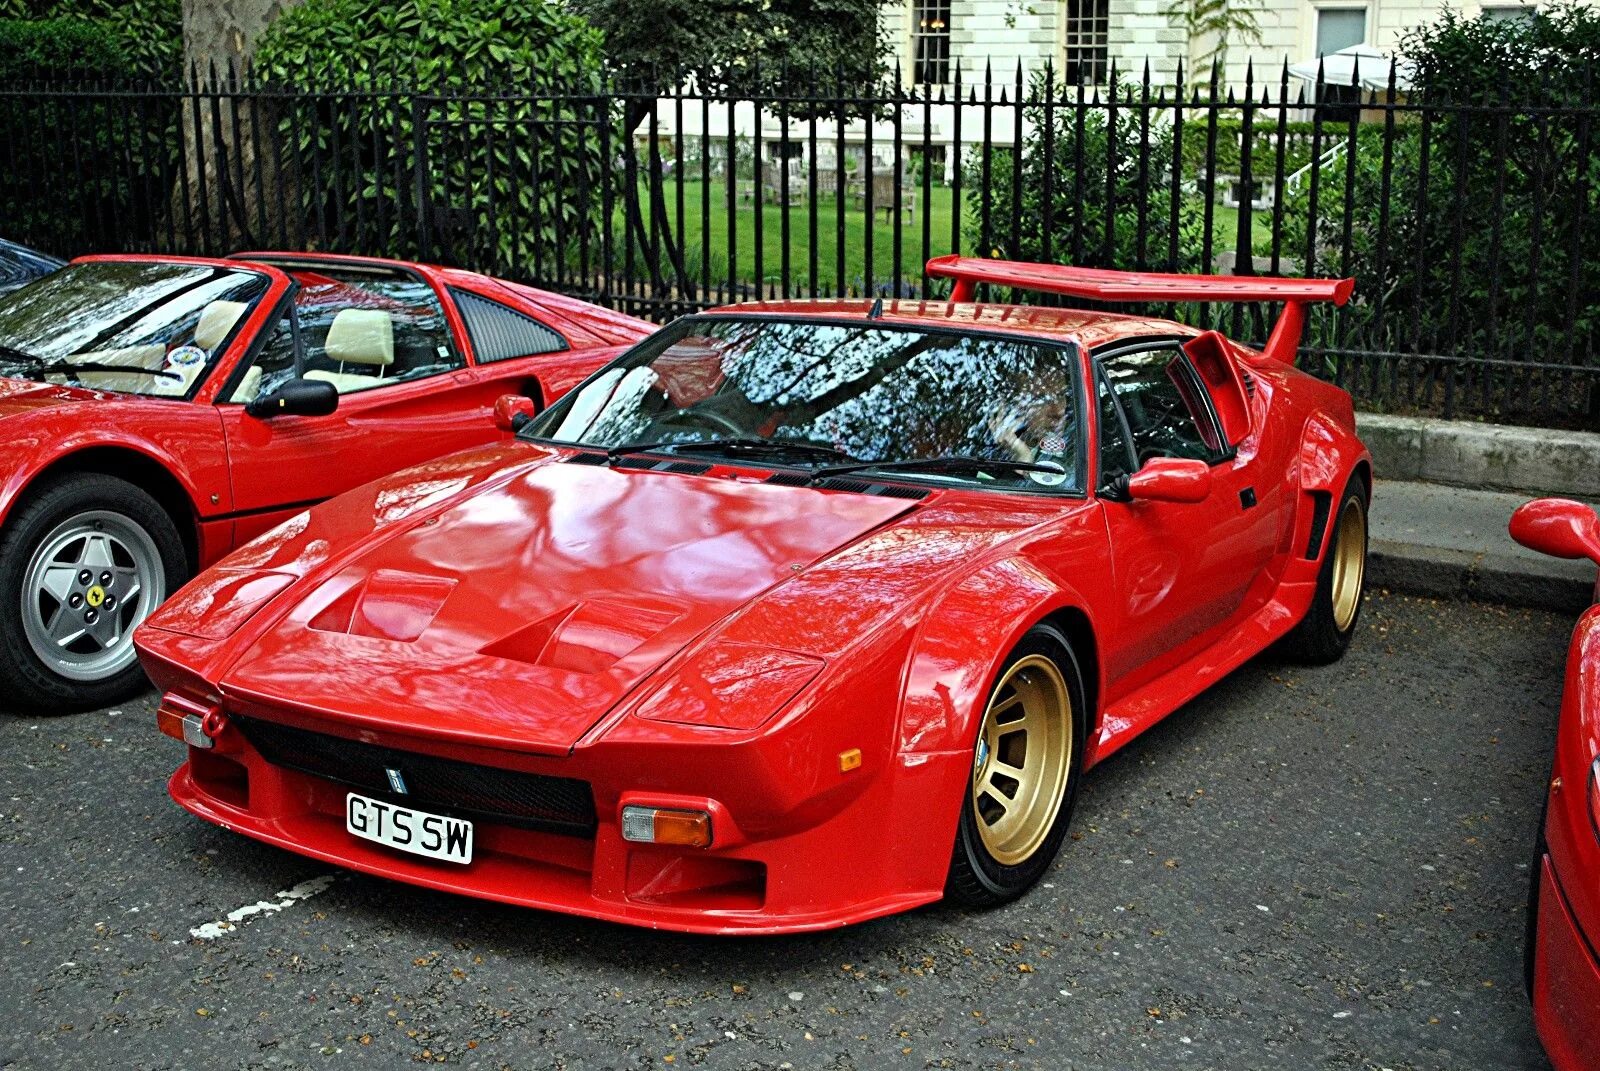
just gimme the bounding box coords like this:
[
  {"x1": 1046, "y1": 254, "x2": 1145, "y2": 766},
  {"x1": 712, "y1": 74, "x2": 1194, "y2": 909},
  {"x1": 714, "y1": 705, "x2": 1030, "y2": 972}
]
[
  {"x1": 304, "y1": 309, "x2": 394, "y2": 394},
  {"x1": 229, "y1": 364, "x2": 265, "y2": 404}
]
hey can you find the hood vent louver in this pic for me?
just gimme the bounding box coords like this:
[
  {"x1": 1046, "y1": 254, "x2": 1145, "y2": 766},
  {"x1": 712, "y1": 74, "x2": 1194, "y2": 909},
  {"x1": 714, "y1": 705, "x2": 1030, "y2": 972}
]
[
  {"x1": 811, "y1": 476, "x2": 930, "y2": 500},
  {"x1": 614, "y1": 456, "x2": 711, "y2": 474},
  {"x1": 764, "y1": 471, "x2": 811, "y2": 487},
  {"x1": 565, "y1": 451, "x2": 607, "y2": 465}
]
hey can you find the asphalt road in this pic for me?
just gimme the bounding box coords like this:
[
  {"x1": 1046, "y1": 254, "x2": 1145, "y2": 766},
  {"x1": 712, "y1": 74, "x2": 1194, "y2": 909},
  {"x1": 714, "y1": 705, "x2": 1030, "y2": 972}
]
[{"x1": 0, "y1": 591, "x2": 1572, "y2": 1070}]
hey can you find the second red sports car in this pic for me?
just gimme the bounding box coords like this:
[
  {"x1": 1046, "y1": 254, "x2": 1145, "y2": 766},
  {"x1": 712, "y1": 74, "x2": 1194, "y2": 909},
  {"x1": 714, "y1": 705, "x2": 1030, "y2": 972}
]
[
  {"x1": 137, "y1": 257, "x2": 1371, "y2": 933},
  {"x1": 1509, "y1": 498, "x2": 1600, "y2": 1071},
  {"x1": 0, "y1": 251, "x2": 649, "y2": 710}
]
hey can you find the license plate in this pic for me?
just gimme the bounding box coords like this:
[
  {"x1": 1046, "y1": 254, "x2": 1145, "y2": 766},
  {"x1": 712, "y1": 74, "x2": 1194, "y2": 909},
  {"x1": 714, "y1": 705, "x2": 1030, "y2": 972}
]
[{"x1": 345, "y1": 792, "x2": 473, "y2": 865}]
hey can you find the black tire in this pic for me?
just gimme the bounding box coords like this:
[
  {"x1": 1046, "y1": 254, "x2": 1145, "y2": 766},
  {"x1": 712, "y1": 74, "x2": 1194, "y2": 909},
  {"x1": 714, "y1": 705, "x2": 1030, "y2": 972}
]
[
  {"x1": 1525, "y1": 786, "x2": 1550, "y2": 999},
  {"x1": 0, "y1": 473, "x2": 186, "y2": 714},
  {"x1": 1282, "y1": 472, "x2": 1370, "y2": 665},
  {"x1": 946, "y1": 623, "x2": 1087, "y2": 908}
]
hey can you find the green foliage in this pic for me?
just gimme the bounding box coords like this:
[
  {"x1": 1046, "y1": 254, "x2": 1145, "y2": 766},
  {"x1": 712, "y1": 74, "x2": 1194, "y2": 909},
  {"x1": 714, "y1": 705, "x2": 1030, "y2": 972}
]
[
  {"x1": 0, "y1": 16, "x2": 121, "y2": 78},
  {"x1": 1282, "y1": 2, "x2": 1600, "y2": 409},
  {"x1": 0, "y1": 16, "x2": 180, "y2": 255},
  {"x1": 253, "y1": 0, "x2": 608, "y2": 270},
  {"x1": 1178, "y1": 119, "x2": 1320, "y2": 179},
  {"x1": 572, "y1": 0, "x2": 890, "y2": 117},
  {"x1": 961, "y1": 81, "x2": 1207, "y2": 279},
  {"x1": 0, "y1": 0, "x2": 180, "y2": 80}
]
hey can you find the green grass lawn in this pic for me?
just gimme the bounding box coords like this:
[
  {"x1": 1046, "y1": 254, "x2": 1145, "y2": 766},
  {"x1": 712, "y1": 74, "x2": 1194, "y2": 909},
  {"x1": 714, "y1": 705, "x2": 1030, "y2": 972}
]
[
  {"x1": 631, "y1": 179, "x2": 957, "y2": 294},
  {"x1": 625, "y1": 180, "x2": 1299, "y2": 293}
]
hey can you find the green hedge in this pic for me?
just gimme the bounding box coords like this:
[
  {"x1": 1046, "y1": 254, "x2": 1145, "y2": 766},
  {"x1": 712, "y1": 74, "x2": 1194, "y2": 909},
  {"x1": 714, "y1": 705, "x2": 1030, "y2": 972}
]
[{"x1": 252, "y1": 0, "x2": 609, "y2": 272}]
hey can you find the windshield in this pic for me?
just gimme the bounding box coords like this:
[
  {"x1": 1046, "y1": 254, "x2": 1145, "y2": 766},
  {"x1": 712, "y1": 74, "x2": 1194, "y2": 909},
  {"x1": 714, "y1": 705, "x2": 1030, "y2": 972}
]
[
  {"x1": 527, "y1": 316, "x2": 1084, "y2": 492},
  {"x1": 0, "y1": 260, "x2": 270, "y2": 397}
]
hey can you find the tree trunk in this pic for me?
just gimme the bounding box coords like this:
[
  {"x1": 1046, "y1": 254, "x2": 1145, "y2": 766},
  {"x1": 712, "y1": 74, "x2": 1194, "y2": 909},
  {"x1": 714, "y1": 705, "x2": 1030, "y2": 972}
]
[{"x1": 170, "y1": 0, "x2": 303, "y2": 253}]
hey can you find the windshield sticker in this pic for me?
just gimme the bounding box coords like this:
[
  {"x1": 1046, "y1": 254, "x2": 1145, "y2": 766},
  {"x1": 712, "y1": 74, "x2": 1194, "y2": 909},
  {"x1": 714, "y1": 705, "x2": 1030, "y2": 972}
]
[{"x1": 168, "y1": 344, "x2": 207, "y2": 368}]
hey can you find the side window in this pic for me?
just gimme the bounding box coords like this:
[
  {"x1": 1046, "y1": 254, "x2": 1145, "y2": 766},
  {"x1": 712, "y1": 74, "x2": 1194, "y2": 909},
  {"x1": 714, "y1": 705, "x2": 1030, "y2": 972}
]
[
  {"x1": 452, "y1": 289, "x2": 568, "y2": 362},
  {"x1": 226, "y1": 313, "x2": 297, "y2": 404},
  {"x1": 1095, "y1": 370, "x2": 1136, "y2": 488},
  {"x1": 226, "y1": 269, "x2": 466, "y2": 401},
  {"x1": 1099, "y1": 346, "x2": 1228, "y2": 466}
]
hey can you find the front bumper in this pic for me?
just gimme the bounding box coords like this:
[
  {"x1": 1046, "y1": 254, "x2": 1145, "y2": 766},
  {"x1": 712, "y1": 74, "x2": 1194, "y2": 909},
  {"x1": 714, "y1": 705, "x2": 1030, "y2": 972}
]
[
  {"x1": 1532, "y1": 854, "x2": 1600, "y2": 1071},
  {"x1": 166, "y1": 716, "x2": 965, "y2": 935}
]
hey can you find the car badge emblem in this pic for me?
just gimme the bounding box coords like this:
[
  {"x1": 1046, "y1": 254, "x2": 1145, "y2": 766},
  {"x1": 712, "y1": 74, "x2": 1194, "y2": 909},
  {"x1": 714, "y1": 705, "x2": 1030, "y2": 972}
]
[{"x1": 385, "y1": 767, "x2": 408, "y2": 795}]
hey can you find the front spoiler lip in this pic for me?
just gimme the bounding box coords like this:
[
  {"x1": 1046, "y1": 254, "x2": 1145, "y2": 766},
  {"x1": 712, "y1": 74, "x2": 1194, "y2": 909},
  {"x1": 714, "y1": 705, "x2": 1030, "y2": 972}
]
[{"x1": 168, "y1": 762, "x2": 939, "y2": 936}]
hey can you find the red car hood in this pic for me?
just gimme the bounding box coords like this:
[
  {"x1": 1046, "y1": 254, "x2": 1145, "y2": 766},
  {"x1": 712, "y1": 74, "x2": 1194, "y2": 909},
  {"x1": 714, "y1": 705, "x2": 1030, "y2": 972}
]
[
  {"x1": 218, "y1": 460, "x2": 917, "y2": 755},
  {"x1": 0, "y1": 375, "x2": 125, "y2": 415}
]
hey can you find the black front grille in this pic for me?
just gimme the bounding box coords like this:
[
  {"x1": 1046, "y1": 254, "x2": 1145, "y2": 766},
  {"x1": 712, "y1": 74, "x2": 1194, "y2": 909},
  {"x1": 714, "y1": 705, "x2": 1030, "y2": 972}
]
[{"x1": 234, "y1": 716, "x2": 597, "y2": 837}]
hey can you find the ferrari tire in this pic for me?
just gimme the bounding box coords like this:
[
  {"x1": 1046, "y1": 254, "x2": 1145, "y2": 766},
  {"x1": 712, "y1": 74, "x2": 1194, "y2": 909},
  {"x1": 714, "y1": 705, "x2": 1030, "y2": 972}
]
[
  {"x1": 1525, "y1": 786, "x2": 1550, "y2": 998},
  {"x1": 0, "y1": 473, "x2": 186, "y2": 714},
  {"x1": 946, "y1": 624, "x2": 1087, "y2": 908},
  {"x1": 1282, "y1": 472, "x2": 1369, "y2": 665}
]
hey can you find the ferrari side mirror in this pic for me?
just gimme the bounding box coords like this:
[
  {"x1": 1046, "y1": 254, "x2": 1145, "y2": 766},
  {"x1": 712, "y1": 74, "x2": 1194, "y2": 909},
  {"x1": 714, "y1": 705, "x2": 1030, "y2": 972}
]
[
  {"x1": 493, "y1": 394, "x2": 537, "y2": 434},
  {"x1": 1124, "y1": 457, "x2": 1213, "y2": 504},
  {"x1": 1509, "y1": 498, "x2": 1600, "y2": 564},
  {"x1": 245, "y1": 378, "x2": 338, "y2": 419}
]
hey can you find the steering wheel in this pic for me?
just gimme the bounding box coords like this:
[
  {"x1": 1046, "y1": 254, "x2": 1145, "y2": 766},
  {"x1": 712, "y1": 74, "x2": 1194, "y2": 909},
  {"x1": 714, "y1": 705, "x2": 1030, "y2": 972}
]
[{"x1": 644, "y1": 407, "x2": 746, "y2": 439}]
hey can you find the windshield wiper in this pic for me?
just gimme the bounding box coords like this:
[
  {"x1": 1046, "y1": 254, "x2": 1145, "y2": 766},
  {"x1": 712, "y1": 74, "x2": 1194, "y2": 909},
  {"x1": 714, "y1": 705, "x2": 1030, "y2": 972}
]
[
  {"x1": 606, "y1": 437, "x2": 857, "y2": 464},
  {"x1": 807, "y1": 455, "x2": 1068, "y2": 484},
  {"x1": 0, "y1": 343, "x2": 47, "y2": 366},
  {"x1": 32, "y1": 360, "x2": 181, "y2": 382}
]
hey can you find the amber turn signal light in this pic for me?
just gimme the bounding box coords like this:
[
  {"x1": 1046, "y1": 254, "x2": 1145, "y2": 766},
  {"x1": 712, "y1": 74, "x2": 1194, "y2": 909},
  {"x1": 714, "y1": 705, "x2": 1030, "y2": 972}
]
[
  {"x1": 156, "y1": 692, "x2": 223, "y2": 749},
  {"x1": 620, "y1": 806, "x2": 712, "y2": 848}
]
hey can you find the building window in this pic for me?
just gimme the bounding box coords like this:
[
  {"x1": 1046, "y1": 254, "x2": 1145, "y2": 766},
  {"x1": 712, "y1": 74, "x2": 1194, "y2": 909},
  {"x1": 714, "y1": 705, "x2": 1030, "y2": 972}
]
[
  {"x1": 912, "y1": 0, "x2": 951, "y2": 85},
  {"x1": 1483, "y1": 3, "x2": 1535, "y2": 22},
  {"x1": 1315, "y1": 7, "x2": 1367, "y2": 55},
  {"x1": 1063, "y1": 0, "x2": 1110, "y2": 85}
]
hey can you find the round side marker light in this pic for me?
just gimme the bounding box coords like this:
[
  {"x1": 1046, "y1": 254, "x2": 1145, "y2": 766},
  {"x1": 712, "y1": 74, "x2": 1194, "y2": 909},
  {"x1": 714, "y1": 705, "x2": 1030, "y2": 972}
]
[{"x1": 621, "y1": 806, "x2": 712, "y2": 848}]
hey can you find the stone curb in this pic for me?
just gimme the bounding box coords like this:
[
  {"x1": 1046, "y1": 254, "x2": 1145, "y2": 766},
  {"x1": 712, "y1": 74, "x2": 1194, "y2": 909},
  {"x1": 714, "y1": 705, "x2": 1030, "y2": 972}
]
[
  {"x1": 1358, "y1": 412, "x2": 1600, "y2": 499},
  {"x1": 1369, "y1": 540, "x2": 1594, "y2": 614}
]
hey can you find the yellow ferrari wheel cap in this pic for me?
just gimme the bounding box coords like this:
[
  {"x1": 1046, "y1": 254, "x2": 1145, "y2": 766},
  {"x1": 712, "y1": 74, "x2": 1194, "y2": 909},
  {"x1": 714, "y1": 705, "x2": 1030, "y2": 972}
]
[{"x1": 86, "y1": 585, "x2": 105, "y2": 608}]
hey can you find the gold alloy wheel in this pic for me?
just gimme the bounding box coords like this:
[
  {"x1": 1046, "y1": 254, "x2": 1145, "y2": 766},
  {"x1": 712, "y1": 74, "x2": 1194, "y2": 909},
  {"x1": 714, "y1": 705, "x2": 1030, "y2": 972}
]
[
  {"x1": 1330, "y1": 496, "x2": 1368, "y2": 633},
  {"x1": 971, "y1": 654, "x2": 1073, "y2": 867}
]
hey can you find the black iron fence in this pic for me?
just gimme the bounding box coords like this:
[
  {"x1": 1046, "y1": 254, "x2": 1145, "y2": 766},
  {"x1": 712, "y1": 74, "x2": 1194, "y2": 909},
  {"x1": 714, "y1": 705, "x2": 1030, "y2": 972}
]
[{"x1": 2, "y1": 64, "x2": 1597, "y2": 425}]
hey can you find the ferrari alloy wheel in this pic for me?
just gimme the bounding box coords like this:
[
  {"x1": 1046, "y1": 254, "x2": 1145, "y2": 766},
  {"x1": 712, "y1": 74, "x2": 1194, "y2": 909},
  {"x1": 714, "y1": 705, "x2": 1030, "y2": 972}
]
[
  {"x1": 1283, "y1": 471, "x2": 1370, "y2": 665},
  {"x1": 947, "y1": 624, "x2": 1086, "y2": 907},
  {"x1": 0, "y1": 473, "x2": 185, "y2": 713}
]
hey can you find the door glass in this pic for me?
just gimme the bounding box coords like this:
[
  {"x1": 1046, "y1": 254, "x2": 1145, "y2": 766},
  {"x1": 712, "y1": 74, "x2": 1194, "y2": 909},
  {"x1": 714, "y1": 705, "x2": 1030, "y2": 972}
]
[
  {"x1": 1099, "y1": 347, "x2": 1226, "y2": 466},
  {"x1": 225, "y1": 266, "x2": 465, "y2": 402},
  {"x1": 1095, "y1": 370, "x2": 1136, "y2": 487}
]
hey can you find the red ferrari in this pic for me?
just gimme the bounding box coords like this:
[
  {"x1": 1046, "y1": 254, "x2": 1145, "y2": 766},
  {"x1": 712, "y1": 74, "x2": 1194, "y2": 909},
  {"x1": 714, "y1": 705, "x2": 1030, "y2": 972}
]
[
  {"x1": 0, "y1": 251, "x2": 648, "y2": 710},
  {"x1": 137, "y1": 257, "x2": 1371, "y2": 934},
  {"x1": 1509, "y1": 498, "x2": 1600, "y2": 1071}
]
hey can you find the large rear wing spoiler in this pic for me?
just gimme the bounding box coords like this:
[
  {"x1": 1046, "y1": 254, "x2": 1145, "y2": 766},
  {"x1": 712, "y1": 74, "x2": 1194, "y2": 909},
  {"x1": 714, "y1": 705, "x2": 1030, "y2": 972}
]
[{"x1": 924, "y1": 255, "x2": 1354, "y2": 365}]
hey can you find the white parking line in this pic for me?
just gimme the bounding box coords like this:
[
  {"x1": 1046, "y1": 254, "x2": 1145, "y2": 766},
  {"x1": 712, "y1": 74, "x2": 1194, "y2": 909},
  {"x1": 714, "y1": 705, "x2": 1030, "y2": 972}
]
[{"x1": 188, "y1": 874, "x2": 338, "y2": 940}]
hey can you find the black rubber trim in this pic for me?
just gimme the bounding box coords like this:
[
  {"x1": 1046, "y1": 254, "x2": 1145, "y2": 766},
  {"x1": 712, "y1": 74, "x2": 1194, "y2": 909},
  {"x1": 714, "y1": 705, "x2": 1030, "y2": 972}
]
[{"x1": 1304, "y1": 490, "x2": 1333, "y2": 560}]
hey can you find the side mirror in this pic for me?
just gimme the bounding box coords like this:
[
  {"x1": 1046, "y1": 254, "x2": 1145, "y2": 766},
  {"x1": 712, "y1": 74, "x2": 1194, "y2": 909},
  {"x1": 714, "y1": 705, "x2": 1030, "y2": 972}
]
[
  {"x1": 1509, "y1": 498, "x2": 1600, "y2": 564},
  {"x1": 1124, "y1": 457, "x2": 1213, "y2": 504},
  {"x1": 244, "y1": 378, "x2": 338, "y2": 419},
  {"x1": 493, "y1": 394, "x2": 537, "y2": 433}
]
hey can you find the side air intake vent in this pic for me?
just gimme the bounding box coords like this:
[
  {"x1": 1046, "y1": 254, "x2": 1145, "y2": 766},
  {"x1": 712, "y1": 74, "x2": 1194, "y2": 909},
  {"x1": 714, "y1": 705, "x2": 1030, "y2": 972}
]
[
  {"x1": 1241, "y1": 369, "x2": 1257, "y2": 398},
  {"x1": 1303, "y1": 490, "x2": 1333, "y2": 559}
]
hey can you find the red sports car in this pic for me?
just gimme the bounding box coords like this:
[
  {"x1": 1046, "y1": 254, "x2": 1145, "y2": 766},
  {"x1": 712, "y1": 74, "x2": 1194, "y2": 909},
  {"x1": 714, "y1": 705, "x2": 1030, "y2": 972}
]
[
  {"x1": 1509, "y1": 498, "x2": 1600, "y2": 1071},
  {"x1": 0, "y1": 251, "x2": 649, "y2": 710},
  {"x1": 137, "y1": 258, "x2": 1371, "y2": 934}
]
